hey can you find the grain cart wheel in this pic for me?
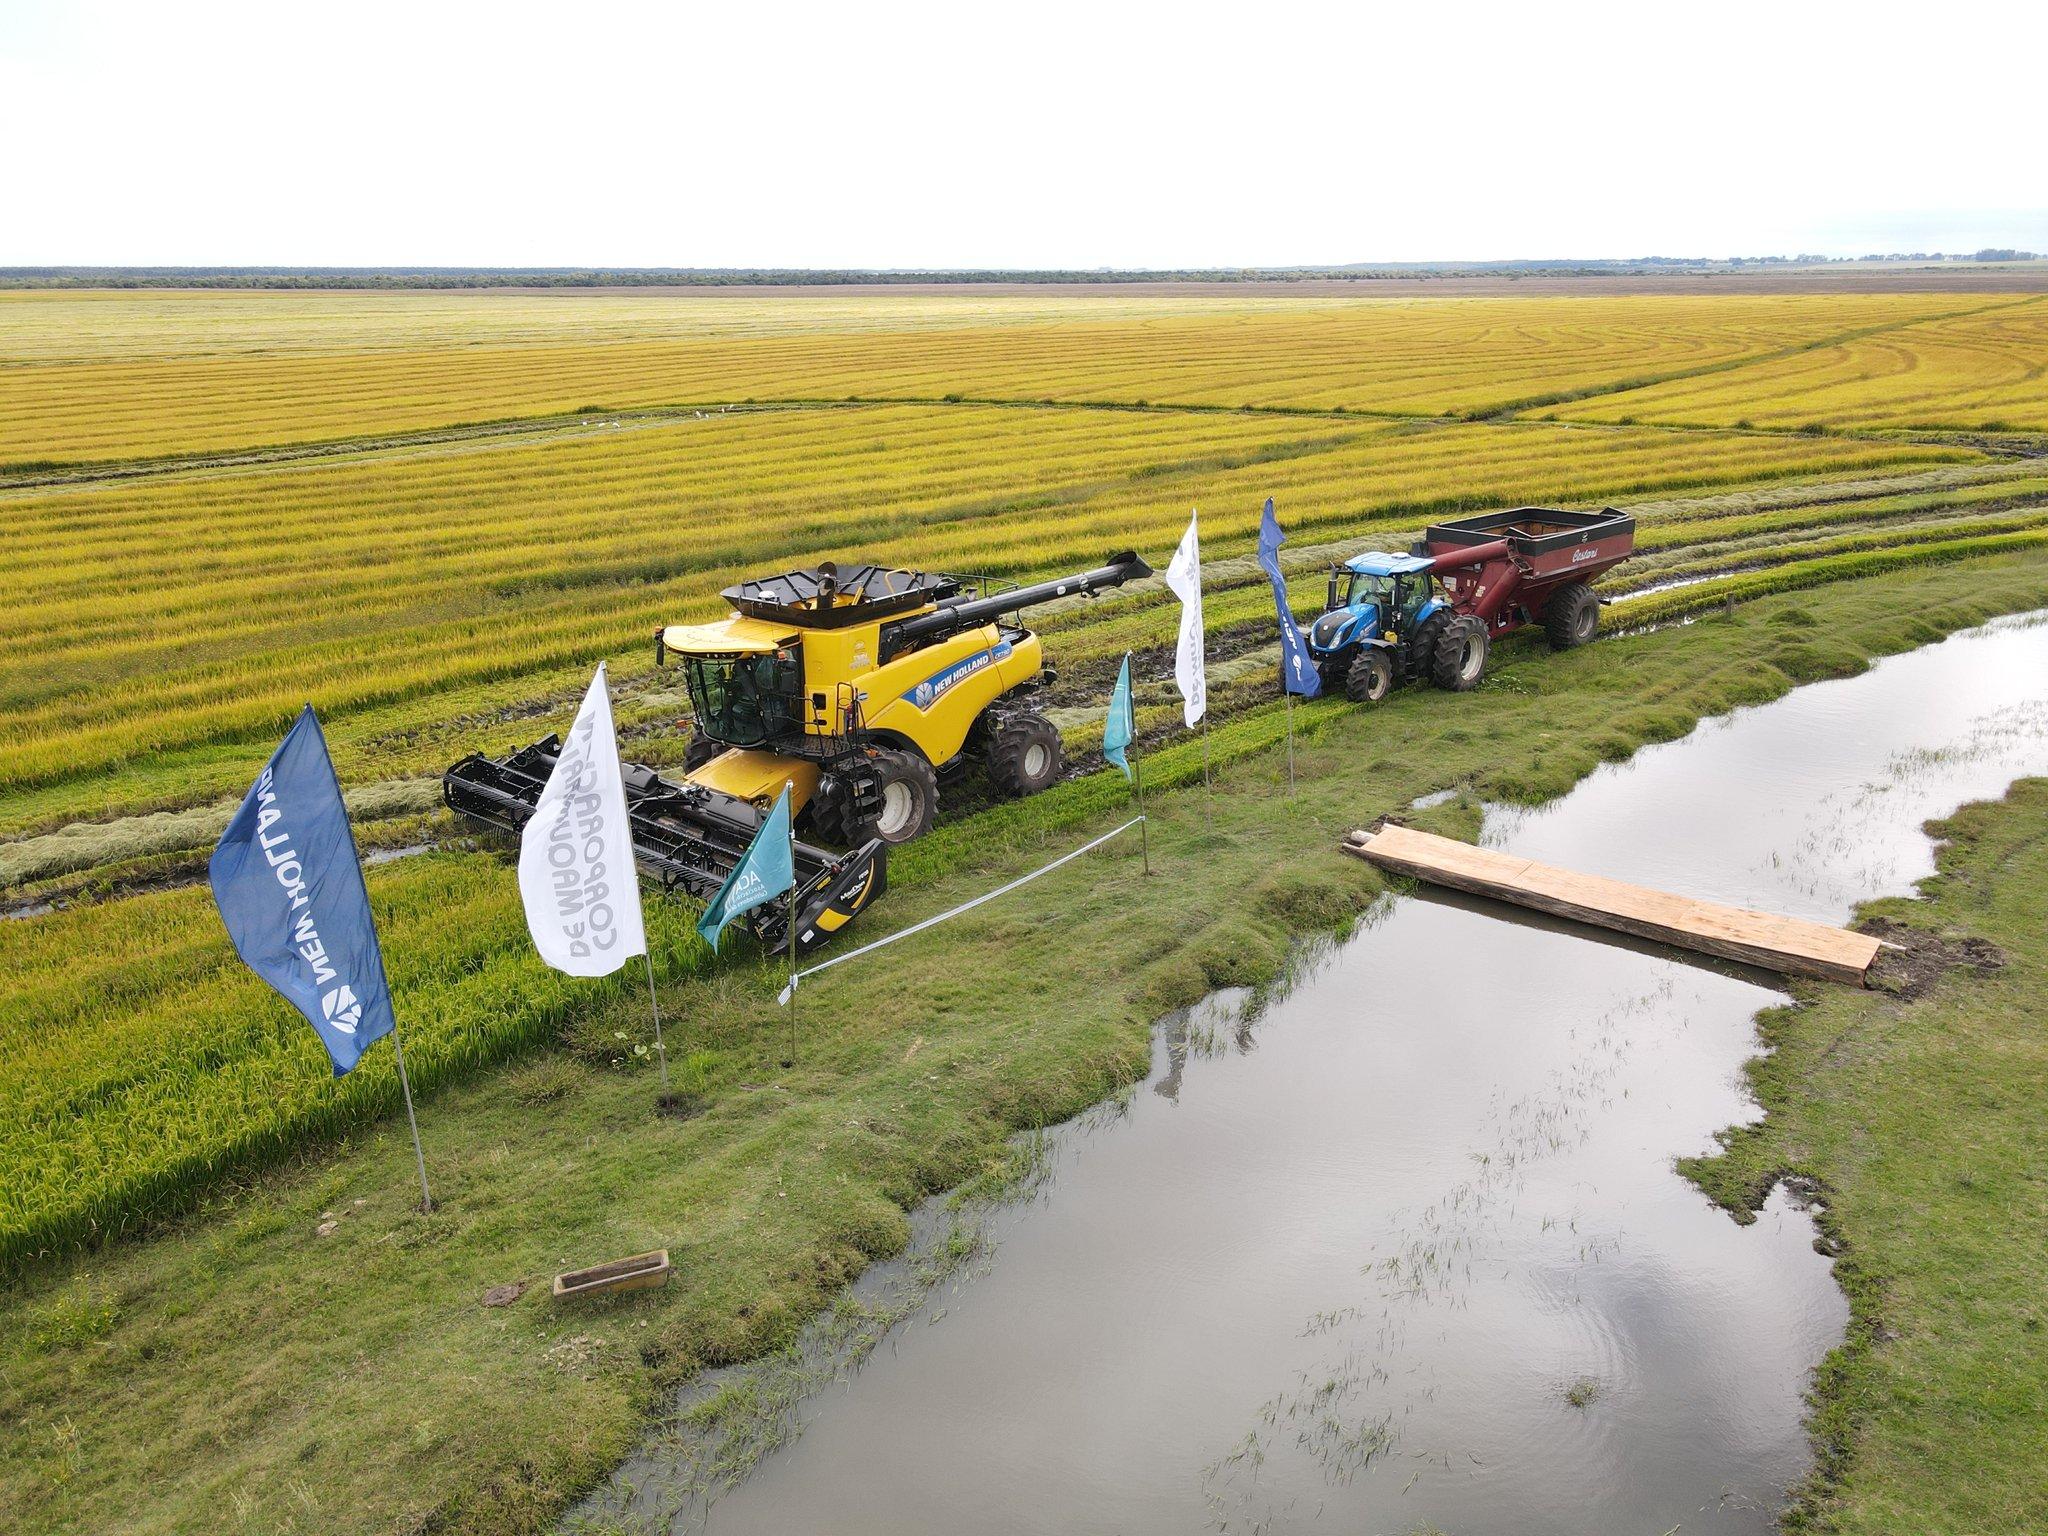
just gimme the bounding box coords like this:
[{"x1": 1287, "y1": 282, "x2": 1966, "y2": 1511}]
[
  {"x1": 987, "y1": 710, "x2": 1064, "y2": 798},
  {"x1": 1432, "y1": 614, "x2": 1490, "y2": 691},
  {"x1": 1544, "y1": 581, "x2": 1600, "y2": 650},
  {"x1": 1345, "y1": 649, "x2": 1394, "y2": 703},
  {"x1": 861, "y1": 747, "x2": 939, "y2": 844}
]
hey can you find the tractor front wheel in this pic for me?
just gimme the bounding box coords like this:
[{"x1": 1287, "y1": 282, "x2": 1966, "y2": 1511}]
[
  {"x1": 1432, "y1": 615, "x2": 1489, "y2": 692},
  {"x1": 1345, "y1": 649, "x2": 1394, "y2": 703},
  {"x1": 1544, "y1": 582, "x2": 1600, "y2": 650},
  {"x1": 987, "y1": 710, "x2": 1064, "y2": 798},
  {"x1": 863, "y1": 748, "x2": 939, "y2": 844}
]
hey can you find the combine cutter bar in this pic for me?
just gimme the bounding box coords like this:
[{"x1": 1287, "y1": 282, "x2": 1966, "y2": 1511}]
[{"x1": 444, "y1": 734, "x2": 886, "y2": 955}]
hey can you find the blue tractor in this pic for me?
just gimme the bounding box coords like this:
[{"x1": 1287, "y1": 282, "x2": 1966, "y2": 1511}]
[
  {"x1": 1303, "y1": 508, "x2": 1638, "y2": 703},
  {"x1": 1305, "y1": 552, "x2": 1470, "y2": 703}
]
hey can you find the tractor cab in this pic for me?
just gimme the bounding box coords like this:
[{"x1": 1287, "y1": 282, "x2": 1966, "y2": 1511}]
[{"x1": 1309, "y1": 552, "x2": 1444, "y2": 671}]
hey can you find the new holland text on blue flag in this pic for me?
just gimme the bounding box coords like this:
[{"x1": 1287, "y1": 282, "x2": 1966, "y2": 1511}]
[
  {"x1": 210, "y1": 706, "x2": 395, "y2": 1076},
  {"x1": 1257, "y1": 497, "x2": 1322, "y2": 698}
]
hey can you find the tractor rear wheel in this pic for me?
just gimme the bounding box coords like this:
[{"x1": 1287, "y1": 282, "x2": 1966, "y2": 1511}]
[
  {"x1": 1431, "y1": 614, "x2": 1489, "y2": 691},
  {"x1": 862, "y1": 748, "x2": 939, "y2": 844},
  {"x1": 1404, "y1": 612, "x2": 1449, "y2": 684},
  {"x1": 1345, "y1": 649, "x2": 1394, "y2": 703},
  {"x1": 987, "y1": 710, "x2": 1064, "y2": 798},
  {"x1": 1544, "y1": 582, "x2": 1600, "y2": 650}
]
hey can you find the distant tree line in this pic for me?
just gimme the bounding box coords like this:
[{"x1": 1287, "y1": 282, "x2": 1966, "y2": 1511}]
[{"x1": 0, "y1": 256, "x2": 2038, "y2": 290}]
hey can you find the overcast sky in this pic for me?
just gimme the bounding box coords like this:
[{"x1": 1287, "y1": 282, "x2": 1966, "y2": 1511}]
[{"x1": 4, "y1": 1, "x2": 2042, "y2": 268}]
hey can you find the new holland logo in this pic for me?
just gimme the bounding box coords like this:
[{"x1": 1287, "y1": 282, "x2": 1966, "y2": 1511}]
[
  {"x1": 321, "y1": 983, "x2": 362, "y2": 1035},
  {"x1": 902, "y1": 641, "x2": 1012, "y2": 711}
]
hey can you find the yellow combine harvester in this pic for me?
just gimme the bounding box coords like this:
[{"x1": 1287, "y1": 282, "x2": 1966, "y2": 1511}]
[{"x1": 444, "y1": 551, "x2": 1150, "y2": 953}]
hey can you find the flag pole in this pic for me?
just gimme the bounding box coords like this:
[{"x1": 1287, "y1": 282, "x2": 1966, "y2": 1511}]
[
  {"x1": 371, "y1": 893, "x2": 430, "y2": 1210},
  {"x1": 782, "y1": 778, "x2": 798, "y2": 1070},
  {"x1": 1285, "y1": 692, "x2": 1294, "y2": 794},
  {"x1": 643, "y1": 951, "x2": 669, "y2": 1096},
  {"x1": 1134, "y1": 750, "x2": 1151, "y2": 874},
  {"x1": 388, "y1": 1023, "x2": 433, "y2": 1212},
  {"x1": 357, "y1": 753, "x2": 431, "y2": 1213}
]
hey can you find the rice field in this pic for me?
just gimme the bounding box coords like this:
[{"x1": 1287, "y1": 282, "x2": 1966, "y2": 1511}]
[
  {"x1": 0, "y1": 289, "x2": 1987, "y2": 465},
  {"x1": 1550, "y1": 294, "x2": 2048, "y2": 431},
  {"x1": 5, "y1": 282, "x2": 2048, "y2": 1274}
]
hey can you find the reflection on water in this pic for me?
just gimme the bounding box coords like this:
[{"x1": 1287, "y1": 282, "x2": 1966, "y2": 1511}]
[{"x1": 576, "y1": 612, "x2": 2048, "y2": 1536}]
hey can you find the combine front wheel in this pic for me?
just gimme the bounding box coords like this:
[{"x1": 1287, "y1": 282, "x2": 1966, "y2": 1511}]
[{"x1": 865, "y1": 748, "x2": 939, "y2": 844}]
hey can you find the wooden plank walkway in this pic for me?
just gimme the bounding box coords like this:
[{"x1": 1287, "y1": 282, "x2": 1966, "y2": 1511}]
[{"x1": 1342, "y1": 823, "x2": 1882, "y2": 985}]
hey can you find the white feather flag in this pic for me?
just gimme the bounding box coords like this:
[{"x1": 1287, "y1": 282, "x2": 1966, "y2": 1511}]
[
  {"x1": 517, "y1": 662, "x2": 648, "y2": 977},
  {"x1": 1163, "y1": 510, "x2": 1207, "y2": 726}
]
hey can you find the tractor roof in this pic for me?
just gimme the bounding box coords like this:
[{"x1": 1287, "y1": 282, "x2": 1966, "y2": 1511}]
[
  {"x1": 722, "y1": 563, "x2": 958, "y2": 628},
  {"x1": 1343, "y1": 551, "x2": 1433, "y2": 577}
]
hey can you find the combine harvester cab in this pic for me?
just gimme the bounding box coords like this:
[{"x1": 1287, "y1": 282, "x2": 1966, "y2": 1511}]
[
  {"x1": 445, "y1": 550, "x2": 1151, "y2": 954},
  {"x1": 1306, "y1": 506, "x2": 1634, "y2": 702}
]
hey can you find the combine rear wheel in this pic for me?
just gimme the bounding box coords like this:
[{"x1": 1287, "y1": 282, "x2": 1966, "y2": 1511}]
[
  {"x1": 863, "y1": 748, "x2": 939, "y2": 844},
  {"x1": 987, "y1": 711, "x2": 1064, "y2": 798},
  {"x1": 1544, "y1": 581, "x2": 1600, "y2": 650},
  {"x1": 1432, "y1": 615, "x2": 1490, "y2": 692},
  {"x1": 1345, "y1": 649, "x2": 1394, "y2": 703}
]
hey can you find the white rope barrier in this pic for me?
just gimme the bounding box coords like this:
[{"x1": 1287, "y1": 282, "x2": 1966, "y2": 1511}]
[{"x1": 778, "y1": 816, "x2": 1147, "y2": 1004}]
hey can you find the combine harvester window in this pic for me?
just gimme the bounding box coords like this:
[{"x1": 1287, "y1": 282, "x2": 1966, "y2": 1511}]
[{"x1": 685, "y1": 651, "x2": 802, "y2": 747}]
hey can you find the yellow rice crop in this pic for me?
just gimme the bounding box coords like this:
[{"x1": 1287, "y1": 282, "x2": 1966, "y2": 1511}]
[
  {"x1": 0, "y1": 289, "x2": 1972, "y2": 465},
  {"x1": 0, "y1": 403, "x2": 1972, "y2": 805},
  {"x1": 1550, "y1": 294, "x2": 2048, "y2": 431}
]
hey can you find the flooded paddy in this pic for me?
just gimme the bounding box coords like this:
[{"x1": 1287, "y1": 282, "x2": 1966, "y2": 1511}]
[{"x1": 582, "y1": 613, "x2": 2048, "y2": 1536}]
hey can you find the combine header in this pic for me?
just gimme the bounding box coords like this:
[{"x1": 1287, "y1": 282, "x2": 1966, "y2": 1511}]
[
  {"x1": 446, "y1": 551, "x2": 1151, "y2": 953},
  {"x1": 1306, "y1": 507, "x2": 1635, "y2": 701}
]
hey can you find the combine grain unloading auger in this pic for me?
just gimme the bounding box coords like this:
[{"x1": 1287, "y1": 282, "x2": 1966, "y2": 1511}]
[{"x1": 445, "y1": 550, "x2": 1152, "y2": 954}]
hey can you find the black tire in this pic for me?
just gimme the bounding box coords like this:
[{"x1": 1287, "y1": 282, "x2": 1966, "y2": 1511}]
[
  {"x1": 986, "y1": 711, "x2": 1063, "y2": 798},
  {"x1": 859, "y1": 747, "x2": 938, "y2": 845},
  {"x1": 1431, "y1": 614, "x2": 1489, "y2": 691},
  {"x1": 1404, "y1": 611, "x2": 1449, "y2": 684},
  {"x1": 1544, "y1": 582, "x2": 1600, "y2": 650},
  {"x1": 682, "y1": 734, "x2": 723, "y2": 773},
  {"x1": 801, "y1": 772, "x2": 862, "y2": 847},
  {"x1": 1316, "y1": 656, "x2": 1351, "y2": 696},
  {"x1": 1344, "y1": 648, "x2": 1394, "y2": 703}
]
